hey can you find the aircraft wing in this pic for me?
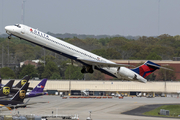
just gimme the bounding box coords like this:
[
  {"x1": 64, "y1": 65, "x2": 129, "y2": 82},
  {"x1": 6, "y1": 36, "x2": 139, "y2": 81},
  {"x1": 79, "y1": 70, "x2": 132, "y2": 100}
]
[
  {"x1": 77, "y1": 58, "x2": 133, "y2": 67},
  {"x1": 0, "y1": 104, "x2": 26, "y2": 110},
  {"x1": 0, "y1": 99, "x2": 31, "y2": 110}
]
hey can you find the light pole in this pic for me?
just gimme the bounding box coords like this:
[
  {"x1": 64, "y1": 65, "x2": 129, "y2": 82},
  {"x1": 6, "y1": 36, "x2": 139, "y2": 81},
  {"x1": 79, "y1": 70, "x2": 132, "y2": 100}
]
[{"x1": 89, "y1": 111, "x2": 91, "y2": 119}]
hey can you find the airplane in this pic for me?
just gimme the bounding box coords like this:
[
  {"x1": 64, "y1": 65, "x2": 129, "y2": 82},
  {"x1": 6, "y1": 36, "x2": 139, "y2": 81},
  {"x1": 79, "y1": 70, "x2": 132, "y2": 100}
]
[
  {"x1": 4, "y1": 24, "x2": 171, "y2": 83},
  {"x1": 0, "y1": 82, "x2": 29, "y2": 110},
  {"x1": 26, "y1": 78, "x2": 48, "y2": 98},
  {"x1": 0, "y1": 80, "x2": 14, "y2": 97},
  {"x1": 0, "y1": 78, "x2": 47, "y2": 99},
  {"x1": 0, "y1": 75, "x2": 30, "y2": 89}
]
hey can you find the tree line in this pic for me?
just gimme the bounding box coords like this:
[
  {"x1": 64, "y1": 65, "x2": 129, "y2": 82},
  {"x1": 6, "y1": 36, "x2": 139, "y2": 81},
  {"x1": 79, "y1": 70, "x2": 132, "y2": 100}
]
[{"x1": 0, "y1": 34, "x2": 179, "y2": 80}]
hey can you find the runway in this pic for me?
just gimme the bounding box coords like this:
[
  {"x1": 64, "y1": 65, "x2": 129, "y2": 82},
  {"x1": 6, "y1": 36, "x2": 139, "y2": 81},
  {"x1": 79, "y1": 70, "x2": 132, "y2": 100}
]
[{"x1": 0, "y1": 96, "x2": 180, "y2": 120}]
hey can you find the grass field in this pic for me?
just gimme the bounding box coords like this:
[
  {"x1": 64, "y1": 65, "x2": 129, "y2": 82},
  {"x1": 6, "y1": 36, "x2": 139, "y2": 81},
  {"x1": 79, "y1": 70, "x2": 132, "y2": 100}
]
[{"x1": 144, "y1": 105, "x2": 180, "y2": 118}]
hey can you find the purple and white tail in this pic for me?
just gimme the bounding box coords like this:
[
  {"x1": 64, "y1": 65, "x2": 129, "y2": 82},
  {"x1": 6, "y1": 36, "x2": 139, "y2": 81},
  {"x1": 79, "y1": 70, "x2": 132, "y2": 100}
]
[{"x1": 31, "y1": 78, "x2": 47, "y2": 93}]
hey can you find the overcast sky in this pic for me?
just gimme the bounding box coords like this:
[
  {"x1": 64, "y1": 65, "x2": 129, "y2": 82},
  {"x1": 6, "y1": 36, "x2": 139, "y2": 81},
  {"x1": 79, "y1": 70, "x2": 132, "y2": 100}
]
[{"x1": 1, "y1": 0, "x2": 180, "y2": 36}]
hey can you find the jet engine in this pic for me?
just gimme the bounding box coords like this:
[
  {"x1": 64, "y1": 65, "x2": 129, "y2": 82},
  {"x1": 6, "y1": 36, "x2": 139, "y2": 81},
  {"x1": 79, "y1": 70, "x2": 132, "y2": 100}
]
[{"x1": 118, "y1": 67, "x2": 147, "y2": 83}]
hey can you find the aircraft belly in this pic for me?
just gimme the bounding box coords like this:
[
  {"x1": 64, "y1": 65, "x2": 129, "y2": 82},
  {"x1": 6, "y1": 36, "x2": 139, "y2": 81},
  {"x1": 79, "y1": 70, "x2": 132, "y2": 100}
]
[
  {"x1": 14, "y1": 32, "x2": 119, "y2": 79},
  {"x1": 96, "y1": 67, "x2": 118, "y2": 78},
  {"x1": 15, "y1": 27, "x2": 121, "y2": 79}
]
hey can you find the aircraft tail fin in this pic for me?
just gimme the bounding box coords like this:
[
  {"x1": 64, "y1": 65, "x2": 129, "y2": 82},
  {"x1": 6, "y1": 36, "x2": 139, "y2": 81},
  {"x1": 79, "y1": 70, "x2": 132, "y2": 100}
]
[
  {"x1": 31, "y1": 78, "x2": 47, "y2": 93},
  {"x1": 14, "y1": 75, "x2": 30, "y2": 88},
  {"x1": 0, "y1": 80, "x2": 15, "y2": 96},
  {"x1": 11, "y1": 82, "x2": 29, "y2": 102},
  {"x1": 131, "y1": 61, "x2": 160, "y2": 78}
]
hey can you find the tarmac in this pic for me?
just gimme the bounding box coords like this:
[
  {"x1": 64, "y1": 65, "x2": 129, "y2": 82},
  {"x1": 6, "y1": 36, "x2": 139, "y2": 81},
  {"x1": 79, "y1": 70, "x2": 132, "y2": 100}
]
[{"x1": 0, "y1": 96, "x2": 180, "y2": 120}]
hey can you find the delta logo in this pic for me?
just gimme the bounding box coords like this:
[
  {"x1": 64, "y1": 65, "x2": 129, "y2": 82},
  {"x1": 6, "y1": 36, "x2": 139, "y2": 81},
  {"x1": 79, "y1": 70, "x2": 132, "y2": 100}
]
[{"x1": 30, "y1": 28, "x2": 49, "y2": 38}]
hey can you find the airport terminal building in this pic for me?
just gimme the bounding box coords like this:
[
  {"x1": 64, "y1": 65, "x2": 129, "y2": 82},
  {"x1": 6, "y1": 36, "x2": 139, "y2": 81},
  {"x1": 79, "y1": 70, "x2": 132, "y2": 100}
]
[
  {"x1": 3, "y1": 60, "x2": 180, "y2": 97},
  {"x1": 3, "y1": 80, "x2": 180, "y2": 97}
]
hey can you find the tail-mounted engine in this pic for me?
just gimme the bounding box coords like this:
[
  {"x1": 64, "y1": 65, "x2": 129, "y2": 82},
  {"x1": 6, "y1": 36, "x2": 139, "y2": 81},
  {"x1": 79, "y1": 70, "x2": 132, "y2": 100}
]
[{"x1": 117, "y1": 67, "x2": 147, "y2": 83}]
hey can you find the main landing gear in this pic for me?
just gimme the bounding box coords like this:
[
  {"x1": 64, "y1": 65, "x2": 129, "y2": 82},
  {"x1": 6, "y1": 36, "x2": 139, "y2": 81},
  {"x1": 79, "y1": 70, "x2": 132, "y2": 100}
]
[
  {"x1": 81, "y1": 66, "x2": 94, "y2": 74},
  {"x1": 8, "y1": 35, "x2": 11, "y2": 39}
]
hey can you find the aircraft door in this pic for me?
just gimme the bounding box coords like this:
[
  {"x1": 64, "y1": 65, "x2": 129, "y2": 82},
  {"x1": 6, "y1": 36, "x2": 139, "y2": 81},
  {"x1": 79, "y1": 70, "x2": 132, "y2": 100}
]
[{"x1": 21, "y1": 25, "x2": 25, "y2": 34}]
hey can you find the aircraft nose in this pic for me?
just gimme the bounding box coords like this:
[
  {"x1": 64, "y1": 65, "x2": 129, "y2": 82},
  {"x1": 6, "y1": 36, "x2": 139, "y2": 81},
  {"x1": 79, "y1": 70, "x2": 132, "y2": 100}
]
[
  {"x1": 5, "y1": 26, "x2": 14, "y2": 35},
  {"x1": 5, "y1": 26, "x2": 12, "y2": 31}
]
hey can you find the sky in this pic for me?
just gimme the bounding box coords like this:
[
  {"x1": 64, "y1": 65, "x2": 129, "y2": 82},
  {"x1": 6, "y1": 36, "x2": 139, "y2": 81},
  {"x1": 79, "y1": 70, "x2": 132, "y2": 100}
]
[{"x1": 1, "y1": 0, "x2": 180, "y2": 36}]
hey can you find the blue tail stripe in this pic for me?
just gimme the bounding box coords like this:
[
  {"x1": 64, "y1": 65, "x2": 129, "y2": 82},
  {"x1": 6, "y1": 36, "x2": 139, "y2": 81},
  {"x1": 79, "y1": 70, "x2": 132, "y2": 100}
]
[
  {"x1": 131, "y1": 60, "x2": 161, "y2": 78},
  {"x1": 143, "y1": 70, "x2": 155, "y2": 77}
]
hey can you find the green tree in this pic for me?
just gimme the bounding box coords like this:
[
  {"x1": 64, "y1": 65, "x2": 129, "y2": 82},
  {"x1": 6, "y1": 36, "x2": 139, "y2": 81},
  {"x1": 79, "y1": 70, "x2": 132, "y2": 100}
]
[
  {"x1": 40, "y1": 55, "x2": 55, "y2": 65},
  {"x1": 85, "y1": 69, "x2": 105, "y2": 80},
  {"x1": 157, "y1": 66, "x2": 176, "y2": 81},
  {"x1": 92, "y1": 48, "x2": 121, "y2": 59},
  {"x1": 0, "y1": 67, "x2": 16, "y2": 79},
  {"x1": 64, "y1": 65, "x2": 83, "y2": 80},
  {"x1": 98, "y1": 37, "x2": 111, "y2": 46},
  {"x1": 146, "y1": 52, "x2": 162, "y2": 60},
  {"x1": 50, "y1": 73, "x2": 61, "y2": 79},
  {"x1": 37, "y1": 65, "x2": 44, "y2": 79},
  {"x1": 58, "y1": 60, "x2": 70, "y2": 79},
  {"x1": 19, "y1": 64, "x2": 38, "y2": 79},
  {"x1": 146, "y1": 73, "x2": 156, "y2": 81},
  {"x1": 15, "y1": 44, "x2": 36, "y2": 61},
  {"x1": 108, "y1": 37, "x2": 129, "y2": 48},
  {"x1": 41, "y1": 61, "x2": 59, "y2": 79}
]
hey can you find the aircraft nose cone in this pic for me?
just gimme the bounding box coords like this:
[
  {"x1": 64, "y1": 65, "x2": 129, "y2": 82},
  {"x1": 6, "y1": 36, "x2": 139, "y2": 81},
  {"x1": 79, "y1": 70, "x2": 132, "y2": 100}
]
[
  {"x1": 5, "y1": 26, "x2": 12, "y2": 31},
  {"x1": 5, "y1": 26, "x2": 14, "y2": 35}
]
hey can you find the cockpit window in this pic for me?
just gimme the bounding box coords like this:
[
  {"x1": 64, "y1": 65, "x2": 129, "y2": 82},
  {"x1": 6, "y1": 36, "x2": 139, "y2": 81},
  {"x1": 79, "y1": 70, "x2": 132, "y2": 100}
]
[{"x1": 14, "y1": 24, "x2": 21, "y2": 28}]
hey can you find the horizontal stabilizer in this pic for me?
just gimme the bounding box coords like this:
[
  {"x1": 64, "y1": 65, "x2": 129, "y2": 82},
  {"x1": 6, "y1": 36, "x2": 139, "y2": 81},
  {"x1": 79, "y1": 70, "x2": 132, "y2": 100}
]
[
  {"x1": 146, "y1": 62, "x2": 173, "y2": 71},
  {"x1": 160, "y1": 66, "x2": 173, "y2": 71}
]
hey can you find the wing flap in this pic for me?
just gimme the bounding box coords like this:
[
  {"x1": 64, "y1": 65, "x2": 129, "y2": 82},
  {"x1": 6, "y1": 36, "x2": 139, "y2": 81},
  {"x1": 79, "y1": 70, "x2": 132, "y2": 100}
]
[{"x1": 77, "y1": 58, "x2": 133, "y2": 67}]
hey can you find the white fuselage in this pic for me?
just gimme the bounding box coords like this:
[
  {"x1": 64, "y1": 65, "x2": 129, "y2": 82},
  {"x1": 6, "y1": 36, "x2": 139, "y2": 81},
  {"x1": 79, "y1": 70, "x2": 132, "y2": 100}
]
[
  {"x1": 5, "y1": 24, "x2": 122, "y2": 79},
  {"x1": 5, "y1": 24, "x2": 148, "y2": 82}
]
